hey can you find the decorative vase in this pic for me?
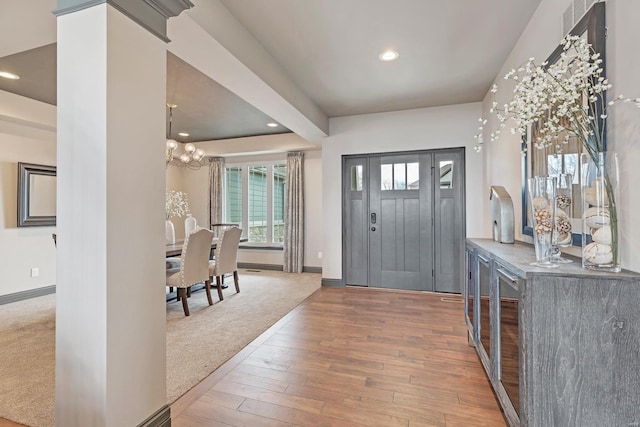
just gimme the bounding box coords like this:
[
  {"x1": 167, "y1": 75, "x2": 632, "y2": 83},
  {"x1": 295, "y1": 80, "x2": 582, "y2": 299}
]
[
  {"x1": 581, "y1": 152, "x2": 620, "y2": 272},
  {"x1": 528, "y1": 176, "x2": 557, "y2": 268},
  {"x1": 166, "y1": 219, "x2": 175, "y2": 244},
  {"x1": 551, "y1": 173, "x2": 573, "y2": 263},
  {"x1": 184, "y1": 214, "x2": 197, "y2": 236}
]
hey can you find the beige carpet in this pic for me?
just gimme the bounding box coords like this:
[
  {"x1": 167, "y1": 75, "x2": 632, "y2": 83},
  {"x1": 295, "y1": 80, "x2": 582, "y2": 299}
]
[
  {"x1": 0, "y1": 269, "x2": 321, "y2": 427},
  {"x1": 0, "y1": 293, "x2": 56, "y2": 427}
]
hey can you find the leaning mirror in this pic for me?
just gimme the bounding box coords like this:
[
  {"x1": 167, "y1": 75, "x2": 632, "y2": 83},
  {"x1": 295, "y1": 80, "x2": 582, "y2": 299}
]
[
  {"x1": 522, "y1": 2, "x2": 605, "y2": 245},
  {"x1": 18, "y1": 162, "x2": 57, "y2": 227}
]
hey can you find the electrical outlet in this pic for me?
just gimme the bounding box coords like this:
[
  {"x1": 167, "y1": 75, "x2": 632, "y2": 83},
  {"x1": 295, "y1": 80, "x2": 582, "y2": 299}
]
[
  {"x1": 317, "y1": 251, "x2": 323, "y2": 259},
  {"x1": 30, "y1": 268, "x2": 39, "y2": 278}
]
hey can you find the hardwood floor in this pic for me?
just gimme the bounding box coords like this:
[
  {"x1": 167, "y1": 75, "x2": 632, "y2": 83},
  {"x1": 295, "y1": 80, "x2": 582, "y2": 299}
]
[
  {"x1": 0, "y1": 287, "x2": 506, "y2": 427},
  {"x1": 172, "y1": 287, "x2": 507, "y2": 427}
]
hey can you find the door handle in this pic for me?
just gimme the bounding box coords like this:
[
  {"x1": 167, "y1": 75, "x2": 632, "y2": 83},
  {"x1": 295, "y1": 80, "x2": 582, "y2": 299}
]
[
  {"x1": 371, "y1": 226, "x2": 376, "y2": 231},
  {"x1": 371, "y1": 213, "x2": 377, "y2": 224}
]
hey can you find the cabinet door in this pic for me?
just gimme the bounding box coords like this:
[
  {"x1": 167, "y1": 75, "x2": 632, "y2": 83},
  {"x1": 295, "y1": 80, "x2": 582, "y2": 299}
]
[
  {"x1": 464, "y1": 248, "x2": 476, "y2": 342},
  {"x1": 496, "y1": 264, "x2": 521, "y2": 426},
  {"x1": 477, "y1": 254, "x2": 491, "y2": 358},
  {"x1": 474, "y1": 252, "x2": 492, "y2": 375}
]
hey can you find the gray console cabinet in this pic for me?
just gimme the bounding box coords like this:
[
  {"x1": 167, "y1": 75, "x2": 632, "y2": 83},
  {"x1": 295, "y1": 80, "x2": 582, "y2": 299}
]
[{"x1": 465, "y1": 238, "x2": 640, "y2": 427}]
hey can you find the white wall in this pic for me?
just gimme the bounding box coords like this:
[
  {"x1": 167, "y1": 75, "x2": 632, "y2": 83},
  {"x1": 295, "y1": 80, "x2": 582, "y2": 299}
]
[
  {"x1": 0, "y1": 90, "x2": 56, "y2": 296},
  {"x1": 322, "y1": 102, "x2": 484, "y2": 280},
  {"x1": 606, "y1": 0, "x2": 640, "y2": 272},
  {"x1": 170, "y1": 145, "x2": 323, "y2": 269},
  {"x1": 56, "y1": 5, "x2": 168, "y2": 425},
  {"x1": 481, "y1": 0, "x2": 640, "y2": 271},
  {"x1": 302, "y1": 150, "x2": 323, "y2": 268}
]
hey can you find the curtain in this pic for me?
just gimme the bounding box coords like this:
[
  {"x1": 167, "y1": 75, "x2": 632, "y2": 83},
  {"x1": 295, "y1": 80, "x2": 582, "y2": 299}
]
[
  {"x1": 284, "y1": 152, "x2": 304, "y2": 273},
  {"x1": 209, "y1": 157, "x2": 224, "y2": 236}
]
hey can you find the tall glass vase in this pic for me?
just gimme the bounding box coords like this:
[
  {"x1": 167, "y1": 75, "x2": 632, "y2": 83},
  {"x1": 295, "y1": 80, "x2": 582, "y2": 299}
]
[
  {"x1": 528, "y1": 176, "x2": 557, "y2": 268},
  {"x1": 581, "y1": 152, "x2": 620, "y2": 272},
  {"x1": 551, "y1": 173, "x2": 573, "y2": 263}
]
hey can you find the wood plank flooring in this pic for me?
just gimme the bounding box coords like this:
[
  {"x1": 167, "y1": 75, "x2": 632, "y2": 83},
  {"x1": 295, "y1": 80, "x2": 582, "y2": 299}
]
[
  {"x1": 0, "y1": 287, "x2": 506, "y2": 427},
  {"x1": 172, "y1": 287, "x2": 507, "y2": 427},
  {"x1": 0, "y1": 420, "x2": 23, "y2": 427}
]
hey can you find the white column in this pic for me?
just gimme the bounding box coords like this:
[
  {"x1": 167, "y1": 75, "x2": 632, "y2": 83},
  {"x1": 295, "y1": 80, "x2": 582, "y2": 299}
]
[{"x1": 56, "y1": 4, "x2": 167, "y2": 425}]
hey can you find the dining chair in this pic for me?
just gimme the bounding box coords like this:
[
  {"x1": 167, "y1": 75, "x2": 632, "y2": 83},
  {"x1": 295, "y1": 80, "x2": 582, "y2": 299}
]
[
  {"x1": 166, "y1": 228, "x2": 214, "y2": 316},
  {"x1": 210, "y1": 223, "x2": 239, "y2": 238},
  {"x1": 209, "y1": 223, "x2": 240, "y2": 288},
  {"x1": 207, "y1": 226, "x2": 242, "y2": 301},
  {"x1": 166, "y1": 225, "x2": 203, "y2": 270}
]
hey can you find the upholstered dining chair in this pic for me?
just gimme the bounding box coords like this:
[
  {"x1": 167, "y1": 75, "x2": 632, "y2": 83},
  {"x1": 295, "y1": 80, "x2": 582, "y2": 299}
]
[
  {"x1": 166, "y1": 228, "x2": 214, "y2": 316},
  {"x1": 207, "y1": 226, "x2": 242, "y2": 301},
  {"x1": 210, "y1": 223, "x2": 239, "y2": 237},
  {"x1": 209, "y1": 223, "x2": 240, "y2": 288}
]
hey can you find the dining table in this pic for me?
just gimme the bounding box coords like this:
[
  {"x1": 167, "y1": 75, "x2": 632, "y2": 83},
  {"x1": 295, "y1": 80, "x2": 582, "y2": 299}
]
[
  {"x1": 166, "y1": 238, "x2": 217, "y2": 258},
  {"x1": 165, "y1": 237, "x2": 248, "y2": 257}
]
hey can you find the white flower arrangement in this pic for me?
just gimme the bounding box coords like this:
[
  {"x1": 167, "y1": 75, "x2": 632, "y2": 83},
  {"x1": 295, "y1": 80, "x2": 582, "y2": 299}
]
[
  {"x1": 475, "y1": 34, "x2": 640, "y2": 156},
  {"x1": 475, "y1": 34, "x2": 640, "y2": 270},
  {"x1": 166, "y1": 190, "x2": 190, "y2": 220}
]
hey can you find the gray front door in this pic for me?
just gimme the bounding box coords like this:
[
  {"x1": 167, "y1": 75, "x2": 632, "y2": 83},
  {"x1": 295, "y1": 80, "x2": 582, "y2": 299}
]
[
  {"x1": 433, "y1": 150, "x2": 465, "y2": 293},
  {"x1": 343, "y1": 157, "x2": 369, "y2": 287},
  {"x1": 369, "y1": 153, "x2": 433, "y2": 290},
  {"x1": 343, "y1": 149, "x2": 465, "y2": 293}
]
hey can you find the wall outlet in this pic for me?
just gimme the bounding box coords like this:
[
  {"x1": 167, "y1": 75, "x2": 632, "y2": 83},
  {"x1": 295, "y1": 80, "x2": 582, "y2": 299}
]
[
  {"x1": 30, "y1": 267, "x2": 40, "y2": 277},
  {"x1": 317, "y1": 251, "x2": 323, "y2": 259}
]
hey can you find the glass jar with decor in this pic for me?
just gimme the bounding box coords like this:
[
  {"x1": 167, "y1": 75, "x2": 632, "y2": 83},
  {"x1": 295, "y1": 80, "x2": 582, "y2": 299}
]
[
  {"x1": 527, "y1": 176, "x2": 557, "y2": 268},
  {"x1": 581, "y1": 151, "x2": 620, "y2": 272},
  {"x1": 551, "y1": 173, "x2": 573, "y2": 263}
]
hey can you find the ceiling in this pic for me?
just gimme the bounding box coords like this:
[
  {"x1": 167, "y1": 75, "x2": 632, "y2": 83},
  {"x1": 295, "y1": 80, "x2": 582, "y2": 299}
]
[
  {"x1": 0, "y1": 0, "x2": 542, "y2": 142},
  {"x1": 0, "y1": 43, "x2": 292, "y2": 142},
  {"x1": 219, "y1": 0, "x2": 542, "y2": 117}
]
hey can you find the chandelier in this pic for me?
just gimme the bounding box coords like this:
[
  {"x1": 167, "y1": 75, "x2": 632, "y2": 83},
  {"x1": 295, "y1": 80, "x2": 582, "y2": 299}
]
[{"x1": 166, "y1": 103, "x2": 205, "y2": 169}]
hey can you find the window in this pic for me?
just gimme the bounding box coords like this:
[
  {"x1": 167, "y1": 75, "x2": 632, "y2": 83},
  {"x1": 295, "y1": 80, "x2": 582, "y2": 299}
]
[
  {"x1": 351, "y1": 165, "x2": 363, "y2": 191},
  {"x1": 273, "y1": 165, "x2": 286, "y2": 243},
  {"x1": 547, "y1": 153, "x2": 579, "y2": 184},
  {"x1": 224, "y1": 162, "x2": 287, "y2": 244},
  {"x1": 248, "y1": 166, "x2": 268, "y2": 242},
  {"x1": 225, "y1": 167, "x2": 242, "y2": 225},
  {"x1": 439, "y1": 161, "x2": 453, "y2": 189},
  {"x1": 381, "y1": 162, "x2": 419, "y2": 190}
]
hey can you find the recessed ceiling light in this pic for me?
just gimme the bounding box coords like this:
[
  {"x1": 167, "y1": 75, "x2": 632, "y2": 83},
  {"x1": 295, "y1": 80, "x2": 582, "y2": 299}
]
[
  {"x1": 379, "y1": 50, "x2": 399, "y2": 62},
  {"x1": 178, "y1": 132, "x2": 190, "y2": 137},
  {"x1": 266, "y1": 122, "x2": 279, "y2": 128},
  {"x1": 0, "y1": 71, "x2": 20, "y2": 80}
]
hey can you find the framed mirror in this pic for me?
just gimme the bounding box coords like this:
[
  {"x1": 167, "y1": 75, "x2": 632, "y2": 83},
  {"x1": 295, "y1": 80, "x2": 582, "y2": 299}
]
[
  {"x1": 18, "y1": 162, "x2": 57, "y2": 227},
  {"x1": 521, "y1": 2, "x2": 606, "y2": 245}
]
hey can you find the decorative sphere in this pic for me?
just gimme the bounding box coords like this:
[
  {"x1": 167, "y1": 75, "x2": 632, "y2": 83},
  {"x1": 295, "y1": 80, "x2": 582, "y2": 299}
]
[
  {"x1": 583, "y1": 206, "x2": 610, "y2": 229},
  {"x1": 592, "y1": 225, "x2": 613, "y2": 245},
  {"x1": 532, "y1": 196, "x2": 549, "y2": 210},
  {"x1": 583, "y1": 242, "x2": 613, "y2": 265},
  {"x1": 185, "y1": 143, "x2": 196, "y2": 153}
]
